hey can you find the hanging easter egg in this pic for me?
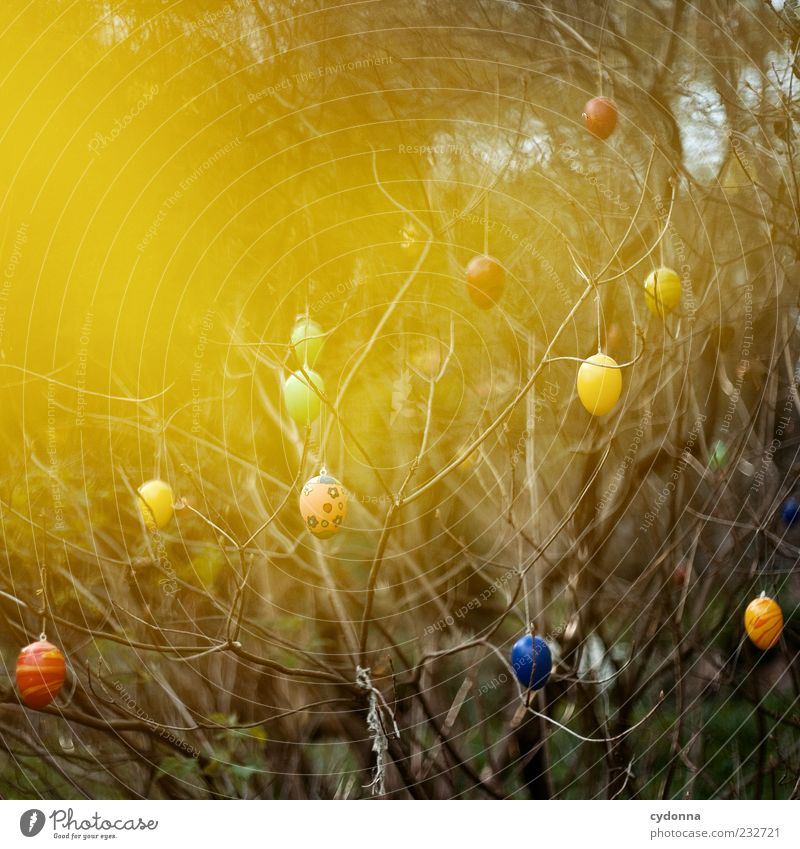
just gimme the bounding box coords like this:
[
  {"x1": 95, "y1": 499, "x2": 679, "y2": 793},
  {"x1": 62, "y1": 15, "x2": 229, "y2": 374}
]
[
  {"x1": 299, "y1": 473, "x2": 347, "y2": 539},
  {"x1": 709, "y1": 440, "x2": 728, "y2": 470},
  {"x1": 290, "y1": 317, "x2": 324, "y2": 368},
  {"x1": 781, "y1": 497, "x2": 800, "y2": 527},
  {"x1": 137, "y1": 479, "x2": 174, "y2": 530},
  {"x1": 744, "y1": 595, "x2": 783, "y2": 650},
  {"x1": 283, "y1": 369, "x2": 325, "y2": 426},
  {"x1": 577, "y1": 353, "x2": 622, "y2": 416},
  {"x1": 511, "y1": 634, "x2": 552, "y2": 690},
  {"x1": 643, "y1": 267, "x2": 682, "y2": 317},
  {"x1": 16, "y1": 639, "x2": 66, "y2": 709},
  {"x1": 582, "y1": 96, "x2": 617, "y2": 140},
  {"x1": 466, "y1": 255, "x2": 505, "y2": 309}
]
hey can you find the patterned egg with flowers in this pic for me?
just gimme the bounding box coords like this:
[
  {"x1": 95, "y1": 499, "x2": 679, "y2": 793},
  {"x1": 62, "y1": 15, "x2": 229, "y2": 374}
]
[{"x1": 299, "y1": 473, "x2": 348, "y2": 539}]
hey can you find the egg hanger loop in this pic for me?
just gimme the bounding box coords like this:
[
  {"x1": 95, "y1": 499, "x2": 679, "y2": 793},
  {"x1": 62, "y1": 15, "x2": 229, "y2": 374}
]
[
  {"x1": 154, "y1": 432, "x2": 161, "y2": 480},
  {"x1": 596, "y1": 4, "x2": 607, "y2": 96},
  {"x1": 38, "y1": 513, "x2": 49, "y2": 642},
  {"x1": 762, "y1": 583, "x2": 779, "y2": 601},
  {"x1": 320, "y1": 391, "x2": 327, "y2": 476},
  {"x1": 517, "y1": 536, "x2": 529, "y2": 631},
  {"x1": 595, "y1": 287, "x2": 602, "y2": 354},
  {"x1": 484, "y1": 70, "x2": 500, "y2": 258}
]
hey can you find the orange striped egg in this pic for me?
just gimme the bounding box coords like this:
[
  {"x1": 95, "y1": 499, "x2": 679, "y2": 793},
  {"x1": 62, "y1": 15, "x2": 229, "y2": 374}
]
[
  {"x1": 16, "y1": 639, "x2": 66, "y2": 709},
  {"x1": 744, "y1": 596, "x2": 783, "y2": 650}
]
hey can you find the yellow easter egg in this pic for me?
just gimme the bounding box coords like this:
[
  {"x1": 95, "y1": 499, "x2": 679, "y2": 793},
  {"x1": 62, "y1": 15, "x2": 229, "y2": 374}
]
[
  {"x1": 577, "y1": 353, "x2": 622, "y2": 416},
  {"x1": 643, "y1": 267, "x2": 681, "y2": 317},
  {"x1": 137, "y1": 479, "x2": 174, "y2": 530},
  {"x1": 744, "y1": 595, "x2": 783, "y2": 650}
]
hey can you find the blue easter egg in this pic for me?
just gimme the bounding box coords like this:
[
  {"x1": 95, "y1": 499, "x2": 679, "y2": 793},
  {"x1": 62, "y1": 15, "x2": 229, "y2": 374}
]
[
  {"x1": 511, "y1": 634, "x2": 552, "y2": 690},
  {"x1": 782, "y1": 498, "x2": 800, "y2": 527}
]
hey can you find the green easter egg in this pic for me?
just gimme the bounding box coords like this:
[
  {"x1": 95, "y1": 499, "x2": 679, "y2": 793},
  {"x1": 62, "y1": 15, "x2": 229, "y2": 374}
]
[
  {"x1": 283, "y1": 369, "x2": 325, "y2": 426},
  {"x1": 709, "y1": 439, "x2": 728, "y2": 470},
  {"x1": 290, "y1": 318, "x2": 324, "y2": 367}
]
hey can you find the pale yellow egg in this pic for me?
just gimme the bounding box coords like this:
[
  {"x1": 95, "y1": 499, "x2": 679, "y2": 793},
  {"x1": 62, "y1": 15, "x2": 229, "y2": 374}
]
[{"x1": 577, "y1": 353, "x2": 622, "y2": 416}]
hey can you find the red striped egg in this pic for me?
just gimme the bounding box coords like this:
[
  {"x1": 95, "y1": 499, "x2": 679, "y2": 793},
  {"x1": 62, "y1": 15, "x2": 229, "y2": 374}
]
[{"x1": 16, "y1": 639, "x2": 66, "y2": 709}]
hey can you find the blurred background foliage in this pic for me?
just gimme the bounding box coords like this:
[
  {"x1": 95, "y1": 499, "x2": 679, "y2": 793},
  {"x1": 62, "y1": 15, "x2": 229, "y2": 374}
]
[{"x1": 0, "y1": 0, "x2": 799, "y2": 799}]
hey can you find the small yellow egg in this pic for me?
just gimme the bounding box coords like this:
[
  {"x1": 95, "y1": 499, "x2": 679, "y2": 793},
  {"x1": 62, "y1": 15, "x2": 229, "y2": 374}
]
[
  {"x1": 744, "y1": 595, "x2": 783, "y2": 650},
  {"x1": 137, "y1": 479, "x2": 174, "y2": 530},
  {"x1": 577, "y1": 353, "x2": 622, "y2": 416},
  {"x1": 643, "y1": 267, "x2": 681, "y2": 317}
]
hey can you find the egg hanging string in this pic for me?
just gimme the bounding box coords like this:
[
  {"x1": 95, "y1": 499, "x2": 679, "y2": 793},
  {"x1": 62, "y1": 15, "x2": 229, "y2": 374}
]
[
  {"x1": 595, "y1": 286, "x2": 602, "y2": 354},
  {"x1": 306, "y1": 276, "x2": 327, "y2": 473},
  {"x1": 320, "y1": 384, "x2": 327, "y2": 473},
  {"x1": 38, "y1": 513, "x2": 50, "y2": 642},
  {"x1": 481, "y1": 74, "x2": 497, "y2": 258},
  {"x1": 597, "y1": 0, "x2": 609, "y2": 95}
]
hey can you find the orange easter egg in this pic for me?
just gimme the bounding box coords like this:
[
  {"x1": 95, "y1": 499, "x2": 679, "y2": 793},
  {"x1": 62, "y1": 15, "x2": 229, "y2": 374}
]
[
  {"x1": 16, "y1": 639, "x2": 66, "y2": 709},
  {"x1": 299, "y1": 473, "x2": 348, "y2": 539},
  {"x1": 744, "y1": 595, "x2": 783, "y2": 649},
  {"x1": 582, "y1": 96, "x2": 617, "y2": 140},
  {"x1": 466, "y1": 255, "x2": 505, "y2": 309}
]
